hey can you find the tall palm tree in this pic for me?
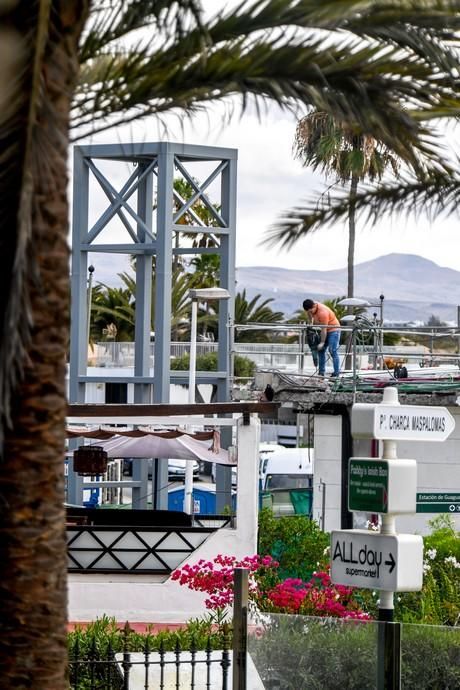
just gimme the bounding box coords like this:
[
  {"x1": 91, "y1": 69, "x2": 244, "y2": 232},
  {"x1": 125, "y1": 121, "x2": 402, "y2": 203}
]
[
  {"x1": 0, "y1": 3, "x2": 89, "y2": 687},
  {"x1": 2, "y1": 1, "x2": 460, "y2": 687},
  {"x1": 293, "y1": 112, "x2": 399, "y2": 298}
]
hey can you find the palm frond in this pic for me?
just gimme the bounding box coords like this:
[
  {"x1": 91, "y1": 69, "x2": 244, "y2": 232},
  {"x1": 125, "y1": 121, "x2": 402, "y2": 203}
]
[
  {"x1": 79, "y1": 0, "x2": 204, "y2": 62},
  {"x1": 294, "y1": 108, "x2": 402, "y2": 185},
  {"x1": 0, "y1": 1, "x2": 53, "y2": 437},
  {"x1": 265, "y1": 167, "x2": 460, "y2": 250},
  {"x1": 72, "y1": 0, "x2": 460, "y2": 166}
]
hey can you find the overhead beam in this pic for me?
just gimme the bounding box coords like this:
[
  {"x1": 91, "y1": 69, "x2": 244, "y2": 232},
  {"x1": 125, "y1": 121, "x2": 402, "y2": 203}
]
[{"x1": 67, "y1": 402, "x2": 279, "y2": 417}]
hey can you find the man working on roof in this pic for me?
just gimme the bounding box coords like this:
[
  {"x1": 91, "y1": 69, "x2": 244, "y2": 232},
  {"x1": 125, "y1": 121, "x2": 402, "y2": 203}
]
[{"x1": 302, "y1": 299, "x2": 341, "y2": 377}]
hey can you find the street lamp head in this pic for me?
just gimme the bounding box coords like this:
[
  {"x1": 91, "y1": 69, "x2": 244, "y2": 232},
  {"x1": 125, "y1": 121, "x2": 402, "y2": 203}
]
[
  {"x1": 338, "y1": 297, "x2": 371, "y2": 307},
  {"x1": 188, "y1": 287, "x2": 230, "y2": 301},
  {"x1": 88, "y1": 265, "x2": 95, "y2": 274}
]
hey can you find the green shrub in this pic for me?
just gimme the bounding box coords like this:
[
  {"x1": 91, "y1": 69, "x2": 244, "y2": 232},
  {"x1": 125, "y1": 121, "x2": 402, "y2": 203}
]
[
  {"x1": 68, "y1": 615, "x2": 227, "y2": 656},
  {"x1": 68, "y1": 616, "x2": 228, "y2": 689},
  {"x1": 394, "y1": 516, "x2": 460, "y2": 625},
  {"x1": 170, "y1": 351, "x2": 255, "y2": 378},
  {"x1": 401, "y1": 623, "x2": 460, "y2": 688},
  {"x1": 258, "y1": 509, "x2": 329, "y2": 581},
  {"x1": 249, "y1": 614, "x2": 460, "y2": 690},
  {"x1": 250, "y1": 615, "x2": 377, "y2": 690},
  {"x1": 258, "y1": 512, "x2": 460, "y2": 626}
]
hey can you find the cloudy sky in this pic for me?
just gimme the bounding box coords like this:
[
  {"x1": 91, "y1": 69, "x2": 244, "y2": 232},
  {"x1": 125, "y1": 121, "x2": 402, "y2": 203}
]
[{"x1": 74, "y1": 2, "x2": 460, "y2": 287}]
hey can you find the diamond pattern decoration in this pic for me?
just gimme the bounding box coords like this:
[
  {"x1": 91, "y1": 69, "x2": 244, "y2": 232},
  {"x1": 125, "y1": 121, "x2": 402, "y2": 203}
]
[{"x1": 67, "y1": 527, "x2": 213, "y2": 574}]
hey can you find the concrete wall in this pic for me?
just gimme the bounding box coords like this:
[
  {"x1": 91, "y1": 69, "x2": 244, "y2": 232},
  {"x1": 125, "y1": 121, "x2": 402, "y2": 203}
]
[{"x1": 313, "y1": 405, "x2": 460, "y2": 536}]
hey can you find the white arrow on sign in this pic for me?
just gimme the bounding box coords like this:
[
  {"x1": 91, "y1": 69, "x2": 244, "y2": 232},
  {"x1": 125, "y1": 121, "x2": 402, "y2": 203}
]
[
  {"x1": 330, "y1": 530, "x2": 423, "y2": 592},
  {"x1": 352, "y1": 403, "x2": 455, "y2": 441}
]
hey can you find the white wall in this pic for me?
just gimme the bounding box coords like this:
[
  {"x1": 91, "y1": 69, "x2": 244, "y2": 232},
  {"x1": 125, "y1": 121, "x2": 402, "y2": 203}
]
[{"x1": 312, "y1": 414, "x2": 342, "y2": 532}]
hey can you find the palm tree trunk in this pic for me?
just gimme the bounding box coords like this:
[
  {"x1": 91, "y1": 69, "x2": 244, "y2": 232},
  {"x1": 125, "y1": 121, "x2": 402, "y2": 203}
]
[
  {"x1": 347, "y1": 173, "x2": 359, "y2": 298},
  {"x1": 0, "y1": 2, "x2": 88, "y2": 687},
  {"x1": 344, "y1": 173, "x2": 359, "y2": 370}
]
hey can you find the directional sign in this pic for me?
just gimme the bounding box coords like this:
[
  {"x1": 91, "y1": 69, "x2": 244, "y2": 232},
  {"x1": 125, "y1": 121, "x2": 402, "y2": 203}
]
[
  {"x1": 349, "y1": 458, "x2": 417, "y2": 514},
  {"x1": 352, "y1": 403, "x2": 455, "y2": 441},
  {"x1": 416, "y1": 492, "x2": 460, "y2": 514},
  {"x1": 331, "y1": 530, "x2": 423, "y2": 592}
]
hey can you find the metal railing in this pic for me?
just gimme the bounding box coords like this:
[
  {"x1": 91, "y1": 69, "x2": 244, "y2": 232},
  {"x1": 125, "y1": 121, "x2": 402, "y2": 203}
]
[
  {"x1": 87, "y1": 321, "x2": 460, "y2": 375},
  {"x1": 69, "y1": 628, "x2": 232, "y2": 690}
]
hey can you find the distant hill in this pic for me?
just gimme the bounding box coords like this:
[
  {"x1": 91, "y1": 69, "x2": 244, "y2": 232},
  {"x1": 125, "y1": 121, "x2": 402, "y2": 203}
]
[{"x1": 236, "y1": 254, "x2": 460, "y2": 323}]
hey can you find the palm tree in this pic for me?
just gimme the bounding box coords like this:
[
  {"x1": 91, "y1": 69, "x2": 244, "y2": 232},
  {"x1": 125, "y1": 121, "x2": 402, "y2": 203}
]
[
  {"x1": 293, "y1": 112, "x2": 399, "y2": 298},
  {"x1": 2, "y1": 1, "x2": 460, "y2": 686},
  {"x1": 173, "y1": 178, "x2": 221, "y2": 248},
  {"x1": 188, "y1": 254, "x2": 221, "y2": 290},
  {"x1": 0, "y1": 3, "x2": 90, "y2": 687},
  {"x1": 234, "y1": 290, "x2": 285, "y2": 342},
  {"x1": 91, "y1": 283, "x2": 136, "y2": 341},
  {"x1": 93, "y1": 267, "x2": 192, "y2": 342}
]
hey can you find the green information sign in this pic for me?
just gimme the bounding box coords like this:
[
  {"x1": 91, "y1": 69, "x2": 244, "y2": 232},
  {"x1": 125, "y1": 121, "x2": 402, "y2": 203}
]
[
  {"x1": 416, "y1": 492, "x2": 460, "y2": 514},
  {"x1": 349, "y1": 459, "x2": 389, "y2": 513}
]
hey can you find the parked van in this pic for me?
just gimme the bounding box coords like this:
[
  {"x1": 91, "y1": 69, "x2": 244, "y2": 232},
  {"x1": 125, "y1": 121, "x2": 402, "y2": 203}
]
[
  {"x1": 260, "y1": 447, "x2": 314, "y2": 517},
  {"x1": 260, "y1": 447, "x2": 314, "y2": 491}
]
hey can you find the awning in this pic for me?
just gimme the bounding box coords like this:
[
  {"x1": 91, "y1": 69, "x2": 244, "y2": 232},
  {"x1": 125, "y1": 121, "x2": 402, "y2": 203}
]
[{"x1": 66, "y1": 427, "x2": 234, "y2": 466}]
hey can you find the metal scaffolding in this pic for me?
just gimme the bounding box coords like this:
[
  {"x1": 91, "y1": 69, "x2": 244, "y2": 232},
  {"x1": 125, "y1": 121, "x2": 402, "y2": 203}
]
[{"x1": 68, "y1": 142, "x2": 237, "y2": 508}]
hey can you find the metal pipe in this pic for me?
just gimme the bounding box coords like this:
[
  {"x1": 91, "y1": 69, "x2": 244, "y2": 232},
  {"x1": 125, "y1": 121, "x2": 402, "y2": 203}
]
[
  {"x1": 87, "y1": 265, "x2": 95, "y2": 346},
  {"x1": 352, "y1": 326, "x2": 357, "y2": 399},
  {"x1": 184, "y1": 299, "x2": 198, "y2": 515}
]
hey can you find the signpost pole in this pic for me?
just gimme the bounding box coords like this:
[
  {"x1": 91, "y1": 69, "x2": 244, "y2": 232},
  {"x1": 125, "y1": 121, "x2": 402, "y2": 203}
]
[
  {"x1": 378, "y1": 615, "x2": 401, "y2": 690},
  {"x1": 339, "y1": 385, "x2": 454, "y2": 690},
  {"x1": 377, "y1": 434, "x2": 400, "y2": 690},
  {"x1": 233, "y1": 568, "x2": 248, "y2": 690}
]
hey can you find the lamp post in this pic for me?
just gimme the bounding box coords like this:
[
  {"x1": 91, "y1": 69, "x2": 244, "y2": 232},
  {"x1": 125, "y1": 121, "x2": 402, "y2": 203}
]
[
  {"x1": 338, "y1": 297, "x2": 385, "y2": 371},
  {"x1": 185, "y1": 287, "x2": 231, "y2": 515}
]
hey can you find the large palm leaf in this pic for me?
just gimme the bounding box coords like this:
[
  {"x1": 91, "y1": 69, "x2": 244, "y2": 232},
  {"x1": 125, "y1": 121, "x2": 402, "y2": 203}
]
[
  {"x1": 268, "y1": 166, "x2": 460, "y2": 245},
  {"x1": 73, "y1": 0, "x2": 460, "y2": 166}
]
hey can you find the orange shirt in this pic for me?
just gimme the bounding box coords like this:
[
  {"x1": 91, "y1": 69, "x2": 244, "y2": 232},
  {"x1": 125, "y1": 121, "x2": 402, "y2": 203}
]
[{"x1": 311, "y1": 303, "x2": 340, "y2": 331}]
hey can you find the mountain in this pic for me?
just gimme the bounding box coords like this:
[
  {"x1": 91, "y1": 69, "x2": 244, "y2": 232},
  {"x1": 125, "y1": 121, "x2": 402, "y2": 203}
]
[{"x1": 235, "y1": 254, "x2": 460, "y2": 323}]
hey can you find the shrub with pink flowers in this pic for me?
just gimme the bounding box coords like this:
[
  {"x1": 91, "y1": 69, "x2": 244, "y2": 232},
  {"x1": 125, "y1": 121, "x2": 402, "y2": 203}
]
[
  {"x1": 171, "y1": 554, "x2": 370, "y2": 621},
  {"x1": 171, "y1": 554, "x2": 279, "y2": 613},
  {"x1": 262, "y1": 570, "x2": 370, "y2": 620}
]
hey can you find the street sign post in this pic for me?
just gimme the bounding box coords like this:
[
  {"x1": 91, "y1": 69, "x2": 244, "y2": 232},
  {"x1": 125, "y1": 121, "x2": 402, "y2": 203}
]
[
  {"x1": 349, "y1": 458, "x2": 417, "y2": 514},
  {"x1": 416, "y1": 492, "x2": 460, "y2": 514},
  {"x1": 340, "y1": 387, "x2": 455, "y2": 690},
  {"x1": 352, "y1": 402, "x2": 455, "y2": 442},
  {"x1": 331, "y1": 530, "x2": 423, "y2": 592}
]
